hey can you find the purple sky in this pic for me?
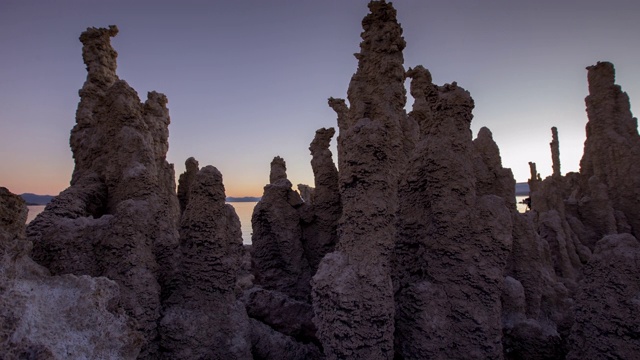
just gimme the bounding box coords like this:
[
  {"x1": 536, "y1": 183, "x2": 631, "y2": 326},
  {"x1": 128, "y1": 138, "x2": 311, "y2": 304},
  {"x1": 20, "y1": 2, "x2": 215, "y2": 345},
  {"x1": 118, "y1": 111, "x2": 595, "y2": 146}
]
[{"x1": 1, "y1": 0, "x2": 639, "y2": 196}]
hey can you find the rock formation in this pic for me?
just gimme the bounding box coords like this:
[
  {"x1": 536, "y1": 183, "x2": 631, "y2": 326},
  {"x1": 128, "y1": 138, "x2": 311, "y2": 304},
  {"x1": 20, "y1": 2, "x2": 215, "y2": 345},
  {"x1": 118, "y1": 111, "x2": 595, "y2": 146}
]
[
  {"x1": 160, "y1": 166, "x2": 251, "y2": 359},
  {"x1": 251, "y1": 156, "x2": 311, "y2": 301},
  {"x1": 522, "y1": 61, "x2": 640, "y2": 358},
  {"x1": 1, "y1": 187, "x2": 142, "y2": 359},
  {"x1": 394, "y1": 67, "x2": 513, "y2": 359},
  {"x1": 4, "y1": 2, "x2": 640, "y2": 360},
  {"x1": 312, "y1": 2, "x2": 406, "y2": 358},
  {"x1": 177, "y1": 157, "x2": 199, "y2": 213},
  {"x1": 300, "y1": 127, "x2": 341, "y2": 273},
  {"x1": 269, "y1": 156, "x2": 287, "y2": 184},
  {"x1": 27, "y1": 25, "x2": 181, "y2": 358},
  {"x1": 580, "y1": 61, "x2": 640, "y2": 239},
  {"x1": 474, "y1": 126, "x2": 517, "y2": 207},
  {"x1": 550, "y1": 127, "x2": 561, "y2": 177},
  {"x1": 567, "y1": 233, "x2": 640, "y2": 359},
  {"x1": 528, "y1": 161, "x2": 541, "y2": 193}
]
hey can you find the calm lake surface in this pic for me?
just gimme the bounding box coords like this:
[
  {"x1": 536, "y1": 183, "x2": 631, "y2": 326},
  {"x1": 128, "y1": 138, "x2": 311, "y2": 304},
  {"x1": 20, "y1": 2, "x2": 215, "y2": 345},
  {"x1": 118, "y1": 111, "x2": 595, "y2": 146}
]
[
  {"x1": 27, "y1": 202, "x2": 258, "y2": 245},
  {"x1": 516, "y1": 195, "x2": 529, "y2": 213}
]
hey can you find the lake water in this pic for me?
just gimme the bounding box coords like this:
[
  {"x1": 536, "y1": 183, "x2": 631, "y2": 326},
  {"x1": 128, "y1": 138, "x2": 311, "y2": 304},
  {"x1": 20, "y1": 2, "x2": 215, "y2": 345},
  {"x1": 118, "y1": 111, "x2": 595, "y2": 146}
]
[
  {"x1": 228, "y1": 202, "x2": 257, "y2": 244},
  {"x1": 27, "y1": 202, "x2": 258, "y2": 245},
  {"x1": 516, "y1": 195, "x2": 530, "y2": 213}
]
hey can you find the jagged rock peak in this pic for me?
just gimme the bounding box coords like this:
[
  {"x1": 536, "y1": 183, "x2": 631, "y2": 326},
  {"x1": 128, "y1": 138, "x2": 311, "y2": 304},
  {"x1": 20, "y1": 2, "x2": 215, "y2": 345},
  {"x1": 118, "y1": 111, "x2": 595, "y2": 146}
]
[
  {"x1": 359, "y1": 0, "x2": 406, "y2": 55},
  {"x1": 310, "y1": 127, "x2": 335, "y2": 151},
  {"x1": 177, "y1": 157, "x2": 200, "y2": 213},
  {"x1": 581, "y1": 61, "x2": 640, "y2": 238},
  {"x1": 528, "y1": 162, "x2": 538, "y2": 181},
  {"x1": 586, "y1": 61, "x2": 615, "y2": 94},
  {"x1": 312, "y1": 1, "x2": 405, "y2": 358},
  {"x1": 328, "y1": 98, "x2": 349, "y2": 132},
  {"x1": 79, "y1": 25, "x2": 119, "y2": 85},
  {"x1": 269, "y1": 156, "x2": 287, "y2": 184},
  {"x1": 551, "y1": 126, "x2": 561, "y2": 177},
  {"x1": 29, "y1": 25, "x2": 181, "y2": 358},
  {"x1": 406, "y1": 66, "x2": 437, "y2": 135},
  {"x1": 347, "y1": 0, "x2": 406, "y2": 129}
]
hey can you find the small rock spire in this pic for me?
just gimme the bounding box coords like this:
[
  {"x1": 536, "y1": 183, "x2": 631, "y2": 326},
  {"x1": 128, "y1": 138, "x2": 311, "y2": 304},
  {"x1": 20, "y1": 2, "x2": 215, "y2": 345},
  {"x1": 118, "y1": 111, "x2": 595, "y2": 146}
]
[
  {"x1": 550, "y1": 127, "x2": 561, "y2": 177},
  {"x1": 269, "y1": 156, "x2": 287, "y2": 184}
]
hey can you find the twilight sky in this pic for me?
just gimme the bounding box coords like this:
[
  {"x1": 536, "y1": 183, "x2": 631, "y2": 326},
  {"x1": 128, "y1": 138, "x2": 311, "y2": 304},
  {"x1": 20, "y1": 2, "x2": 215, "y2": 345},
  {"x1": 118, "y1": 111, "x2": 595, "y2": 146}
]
[{"x1": 1, "y1": 0, "x2": 639, "y2": 197}]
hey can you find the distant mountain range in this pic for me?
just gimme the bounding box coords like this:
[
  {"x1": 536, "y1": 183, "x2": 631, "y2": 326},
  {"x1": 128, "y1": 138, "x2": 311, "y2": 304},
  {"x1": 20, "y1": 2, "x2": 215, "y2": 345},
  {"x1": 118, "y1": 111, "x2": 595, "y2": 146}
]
[
  {"x1": 226, "y1": 197, "x2": 261, "y2": 202},
  {"x1": 21, "y1": 185, "x2": 527, "y2": 206},
  {"x1": 20, "y1": 193, "x2": 54, "y2": 205},
  {"x1": 515, "y1": 182, "x2": 530, "y2": 196}
]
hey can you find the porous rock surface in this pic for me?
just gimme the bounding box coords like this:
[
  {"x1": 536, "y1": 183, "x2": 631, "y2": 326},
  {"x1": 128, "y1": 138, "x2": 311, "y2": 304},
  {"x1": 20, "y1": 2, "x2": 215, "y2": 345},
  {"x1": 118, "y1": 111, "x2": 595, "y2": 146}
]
[
  {"x1": 312, "y1": 2, "x2": 406, "y2": 358},
  {"x1": 251, "y1": 157, "x2": 311, "y2": 301},
  {"x1": 26, "y1": 25, "x2": 181, "y2": 358},
  {"x1": 522, "y1": 61, "x2": 640, "y2": 359},
  {"x1": 5, "y1": 2, "x2": 640, "y2": 360},
  {"x1": 580, "y1": 61, "x2": 640, "y2": 239},
  {"x1": 300, "y1": 127, "x2": 341, "y2": 273},
  {"x1": 394, "y1": 66, "x2": 512, "y2": 359},
  {"x1": 1, "y1": 187, "x2": 142, "y2": 359},
  {"x1": 159, "y1": 166, "x2": 251, "y2": 359},
  {"x1": 177, "y1": 157, "x2": 199, "y2": 213},
  {"x1": 566, "y1": 233, "x2": 640, "y2": 359}
]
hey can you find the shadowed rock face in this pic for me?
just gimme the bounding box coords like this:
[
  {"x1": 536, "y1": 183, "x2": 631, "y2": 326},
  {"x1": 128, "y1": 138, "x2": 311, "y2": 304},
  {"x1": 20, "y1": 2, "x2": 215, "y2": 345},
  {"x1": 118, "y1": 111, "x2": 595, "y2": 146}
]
[
  {"x1": 251, "y1": 157, "x2": 311, "y2": 301},
  {"x1": 550, "y1": 127, "x2": 561, "y2": 177},
  {"x1": 269, "y1": 156, "x2": 287, "y2": 184},
  {"x1": 301, "y1": 127, "x2": 341, "y2": 273},
  {"x1": 580, "y1": 61, "x2": 640, "y2": 239},
  {"x1": 27, "y1": 26, "x2": 180, "y2": 358},
  {"x1": 394, "y1": 68, "x2": 513, "y2": 359},
  {"x1": 312, "y1": 1, "x2": 406, "y2": 358},
  {"x1": 160, "y1": 166, "x2": 251, "y2": 359},
  {"x1": 177, "y1": 157, "x2": 199, "y2": 213},
  {"x1": 472, "y1": 130, "x2": 569, "y2": 359},
  {"x1": 1, "y1": 187, "x2": 143, "y2": 359},
  {"x1": 567, "y1": 233, "x2": 640, "y2": 359}
]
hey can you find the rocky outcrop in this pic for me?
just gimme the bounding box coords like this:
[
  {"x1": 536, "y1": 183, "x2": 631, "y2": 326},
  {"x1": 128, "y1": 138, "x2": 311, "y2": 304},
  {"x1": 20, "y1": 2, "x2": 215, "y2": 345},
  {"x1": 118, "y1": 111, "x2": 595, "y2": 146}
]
[
  {"x1": 249, "y1": 319, "x2": 323, "y2": 360},
  {"x1": 567, "y1": 233, "x2": 640, "y2": 359},
  {"x1": 530, "y1": 176, "x2": 591, "y2": 283},
  {"x1": 471, "y1": 126, "x2": 569, "y2": 359},
  {"x1": 1, "y1": 187, "x2": 142, "y2": 359},
  {"x1": 580, "y1": 61, "x2": 640, "y2": 239},
  {"x1": 300, "y1": 127, "x2": 341, "y2": 273},
  {"x1": 550, "y1": 127, "x2": 561, "y2": 177},
  {"x1": 251, "y1": 157, "x2": 311, "y2": 301},
  {"x1": 269, "y1": 156, "x2": 287, "y2": 184},
  {"x1": 26, "y1": 26, "x2": 181, "y2": 358},
  {"x1": 528, "y1": 161, "x2": 541, "y2": 193},
  {"x1": 242, "y1": 287, "x2": 317, "y2": 344},
  {"x1": 474, "y1": 126, "x2": 517, "y2": 208},
  {"x1": 312, "y1": 2, "x2": 407, "y2": 359},
  {"x1": 159, "y1": 166, "x2": 251, "y2": 359},
  {"x1": 394, "y1": 66, "x2": 513, "y2": 359},
  {"x1": 177, "y1": 157, "x2": 199, "y2": 213}
]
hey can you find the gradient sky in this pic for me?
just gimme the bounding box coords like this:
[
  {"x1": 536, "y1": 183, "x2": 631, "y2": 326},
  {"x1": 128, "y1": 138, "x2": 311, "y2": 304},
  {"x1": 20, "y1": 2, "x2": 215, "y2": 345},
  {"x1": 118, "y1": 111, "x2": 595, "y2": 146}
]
[{"x1": 1, "y1": 0, "x2": 639, "y2": 197}]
